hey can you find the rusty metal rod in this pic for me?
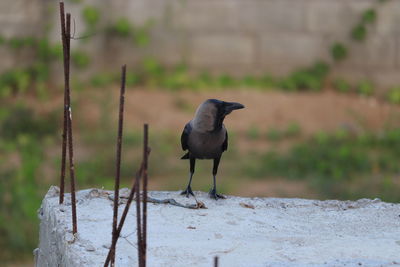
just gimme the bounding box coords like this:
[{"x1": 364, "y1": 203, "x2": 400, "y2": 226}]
[
  {"x1": 104, "y1": 164, "x2": 144, "y2": 267},
  {"x1": 58, "y1": 1, "x2": 67, "y2": 204},
  {"x1": 214, "y1": 256, "x2": 219, "y2": 267},
  {"x1": 136, "y1": 156, "x2": 143, "y2": 267},
  {"x1": 110, "y1": 65, "x2": 127, "y2": 265},
  {"x1": 141, "y1": 124, "x2": 149, "y2": 267},
  {"x1": 65, "y1": 12, "x2": 78, "y2": 235}
]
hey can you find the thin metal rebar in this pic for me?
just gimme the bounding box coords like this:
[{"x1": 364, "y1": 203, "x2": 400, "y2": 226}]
[
  {"x1": 214, "y1": 256, "x2": 219, "y2": 267},
  {"x1": 58, "y1": 1, "x2": 67, "y2": 205},
  {"x1": 65, "y1": 12, "x2": 78, "y2": 235},
  {"x1": 110, "y1": 65, "x2": 127, "y2": 265},
  {"x1": 136, "y1": 158, "x2": 143, "y2": 267},
  {"x1": 104, "y1": 164, "x2": 144, "y2": 267},
  {"x1": 141, "y1": 124, "x2": 149, "y2": 267}
]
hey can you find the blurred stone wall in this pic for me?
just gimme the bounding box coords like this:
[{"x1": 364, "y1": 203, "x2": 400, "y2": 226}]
[{"x1": 1, "y1": 0, "x2": 400, "y2": 86}]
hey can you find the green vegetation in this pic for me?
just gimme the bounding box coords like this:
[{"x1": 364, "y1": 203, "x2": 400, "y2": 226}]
[
  {"x1": 387, "y1": 87, "x2": 400, "y2": 104},
  {"x1": 0, "y1": 105, "x2": 58, "y2": 261},
  {"x1": 82, "y1": 6, "x2": 100, "y2": 28},
  {"x1": 133, "y1": 28, "x2": 151, "y2": 47},
  {"x1": 266, "y1": 128, "x2": 284, "y2": 141},
  {"x1": 279, "y1": 62, "x2": 329, "y2": 91},
  {"x1": 333, "y1": 78, "x2": 351, "y2": 93},
  {"x1": 349, "y1": 9, "x2": 376, "y2": 42},
  {"x1": 264, "y1": 123, "x2": 302, "y2": 141},
  {"x1": 0, "y1": 37, "x2": 62, "y2": 97},
  {"x1": 246, "y1": 125, "x2": 261, "y2": 140},
  {"x1": 285, "y1": 122, "x2": 301, "y2": 137},
  {"x1": 329, "y1": 2, "x2": 381, "y2": 62},
  {"x1": 90, "y1": 72, "x2": 116, "y2": 88},
  {"x1": 71, "y1": 50, "x2": 91, "y2": 68},
  {"x1": 357, "y1": 80, "x2": 374, "y2": 96},
  {"x1": 107, "y1": 17, "x2": 151, "y2": 48},
  {"x1": 362, "y1": 9, "x2": 377, "y2": 24},
  {"x1": 110, "y1": 18, "x2": 132, "y2": 37},
  {"x1": 331, "y1": 43, "x2": 348, "y2": 61},
  {"x1": 173, "y1": 97, "x2": 194, "y2": 113},
  {"x1": 243, "y1": 128, "x2": 400, "y2": 202},
  {"x1": 351, "y1": 24, "x2": 367, "y2": 41}
]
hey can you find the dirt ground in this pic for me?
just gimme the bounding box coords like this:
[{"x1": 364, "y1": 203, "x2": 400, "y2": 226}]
[
  {"x1": 72, "y1": 88, "x2": 400, "y2": 151},
  {"x1": 78, "y1": 88, "x2": 400, "y2": 135},
  {"x1": 27, "y1": 87, "x2": 400, "y2": 136}
]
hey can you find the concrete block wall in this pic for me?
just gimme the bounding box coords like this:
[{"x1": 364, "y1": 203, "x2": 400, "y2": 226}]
[{"x1": 1, "y1": 0, "x2": 400, "y2": 86}]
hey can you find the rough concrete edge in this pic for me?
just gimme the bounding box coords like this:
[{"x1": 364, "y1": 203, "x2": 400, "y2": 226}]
[{"x1": 35, "y1": 186, "x2": 85, "y2": 267}]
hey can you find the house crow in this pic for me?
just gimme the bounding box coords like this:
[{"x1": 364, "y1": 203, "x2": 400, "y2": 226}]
[{"x1": 180, "y1": 99, "x2": 245, "y2": 199}]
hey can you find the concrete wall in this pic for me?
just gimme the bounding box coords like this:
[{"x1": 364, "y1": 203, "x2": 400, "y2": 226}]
[{"x1": 1, "y1": 0, "x2": 400, "y2": 86}]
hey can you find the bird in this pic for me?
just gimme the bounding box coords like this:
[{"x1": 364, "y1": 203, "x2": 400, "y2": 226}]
[{"x1": 180, "y1": 99, "x2": 245, "y2": 199}]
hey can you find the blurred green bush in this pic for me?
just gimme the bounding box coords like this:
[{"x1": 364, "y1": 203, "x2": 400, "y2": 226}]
[
  {"x1": 0, "y1": 104, "x2": 58, "y2": 261},
  {"x1": 243, "y1": 128, "x2": 400, "y2": 202}
]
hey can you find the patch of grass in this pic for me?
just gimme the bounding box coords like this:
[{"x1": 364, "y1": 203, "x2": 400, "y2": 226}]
[
  {"x1": 241, "y1": 76, "x2": 260, "y2": 88},
  {"x1": 260, "y1": 74, "x2": 276, "y2": 88},
  {"x1": 246, "y1": 125, "x2": 261, "y2": 140},
  {"x1": 266, "y1": 128, "x2": 284, "y2": 141},
  {"x1": 357, "y1": 80, "x2": 374, "y2": 96},
  {"x1": 173, "y1": 97, "x2": 194, "y2": 113},
  {"x1": 126, "y1": 72, "x2": 140, "y2": 87},
  {"x1": 0, "y1": 138, "x2": 43, "y2": 260},
  {"x1": 0, "y1": 69, "x2": 31, "y2": 95},
  {"x1": 218, "y1": 75, "x2": 237, "y2": 88},
  {"x1": 0, "y1": 105, "x2": 58, "y2": 141},
  {"x1": 90, "y1": 73, "x2": 116, "y2": 88},
  {"x1": 333, "y1": 78, "x2": 351, "y2": 93},
  {"x1": 285, "y1": 122, "x2": 301, "y2": 137},
  {"x1": 387, "y1": 87, "x2": 400, "y2": 104},
  {"x1": 142, "y1": 58, "x2": 164, "y2": 77},
  {"x1": 133, "y1": 28, "x2": 150, "y2": 47},
  {"x1": 0, "y1": 104, "x2": 59, "y2": 261},
  {"x1": 243, "y1": 128, "x2": 400, "y2": 201},
  {"x1": 160, "y1": 64, "x2": 191, "y2": 90},
  {"x1": 278, "y1": 62, "x2": 329, "y2": 92},
  {"x1": 8, "y1": 38, "x2": 27, "y2": 49},
  {"x1": 71, "y1": 50, "x2": 91, "y2": 68},
  {"x1": 36, "y1": 39, "x2": 62, "y2": 61}
]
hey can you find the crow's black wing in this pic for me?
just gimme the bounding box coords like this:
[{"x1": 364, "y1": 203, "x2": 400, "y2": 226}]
[
  {"x1": 181, "y1": 122, "x2": 192, "y2": 151},
  {"x1": 222, "y1": 131, "x2": 228, "y2": 151}
]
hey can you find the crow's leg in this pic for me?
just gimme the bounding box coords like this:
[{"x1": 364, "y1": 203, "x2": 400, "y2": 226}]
[
  {"x1": 181, "y1": 157, "x2": 195, "y2": 197},
  {"x1": 209, "y1": 156, "x2": 226, "y2": 200}
]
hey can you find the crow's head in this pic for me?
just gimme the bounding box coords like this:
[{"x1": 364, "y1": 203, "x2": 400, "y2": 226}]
[{"x1": 192, "y1": 99, "x2": 245, "y2": 132}]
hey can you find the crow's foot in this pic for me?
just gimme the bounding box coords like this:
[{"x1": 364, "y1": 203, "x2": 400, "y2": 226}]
[
  {"x1": 181, "y1": 186, "x2": 195, "y2": 198},
  {"x1": 209, "y1": 189, "x2": 226, "y2": 200}
]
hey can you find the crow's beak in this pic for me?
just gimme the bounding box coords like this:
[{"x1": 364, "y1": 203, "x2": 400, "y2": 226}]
[{"x1": 224, "y1": 102, "x2": 245, "y2": 115}]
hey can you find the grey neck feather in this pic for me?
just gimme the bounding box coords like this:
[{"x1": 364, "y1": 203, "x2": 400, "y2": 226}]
[{"x1": 192, "y1": 102, "x2": 217, "y2": 132}]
